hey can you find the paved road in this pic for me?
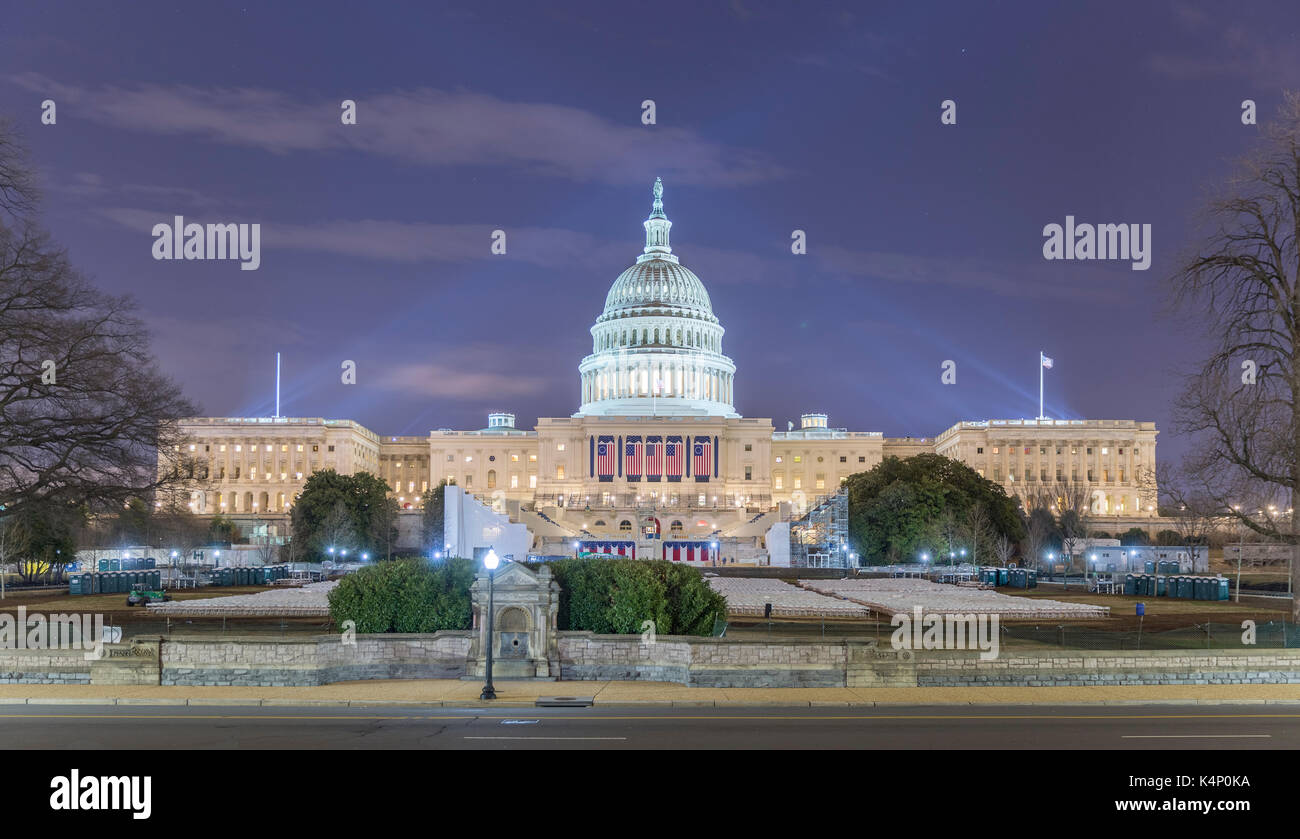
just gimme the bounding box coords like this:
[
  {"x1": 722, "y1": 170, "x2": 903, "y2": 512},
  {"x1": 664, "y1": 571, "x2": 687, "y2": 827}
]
[{"x1": 1, "y1": 704, "x2": 1296, "y2": 749}]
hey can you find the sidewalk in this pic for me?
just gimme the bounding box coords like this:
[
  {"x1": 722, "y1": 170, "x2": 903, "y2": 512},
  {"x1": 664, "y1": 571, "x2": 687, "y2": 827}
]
[{"x1": 1, "y1": 681, "x2": 1299, "y2": 707}]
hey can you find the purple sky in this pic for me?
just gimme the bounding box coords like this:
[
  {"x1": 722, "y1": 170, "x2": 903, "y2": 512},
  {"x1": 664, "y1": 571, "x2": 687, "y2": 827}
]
[{"x1": 3, "y1": 1, "x2": 1299, "y2": 465}]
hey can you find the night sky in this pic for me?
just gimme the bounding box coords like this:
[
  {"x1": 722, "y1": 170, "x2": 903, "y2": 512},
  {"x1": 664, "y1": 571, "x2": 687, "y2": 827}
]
[{"x1": 3, "y1": 1, "x2": 1298, "y2": 465}]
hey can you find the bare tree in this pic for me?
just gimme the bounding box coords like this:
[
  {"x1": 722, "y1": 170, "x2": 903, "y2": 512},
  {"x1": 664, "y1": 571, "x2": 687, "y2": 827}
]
[
  {"x1": 1048, "y1": 481, "x2": 1094, "y2": 577},
  {"x1": 319, "y1": 501, "x2": 355, "y2": 557},
  {"x1": 994, "y1": 532, "x2": 1016, "y2": 567},
  {"x1": 0, "y1": 122, "x2": 197, "y2": 521},
  {"x1": 961, "y1": 502, "x2": 993, "y2": 566},
  {"x1": 1169, "y1": 92, "x2": 1300, "y2": 617}
]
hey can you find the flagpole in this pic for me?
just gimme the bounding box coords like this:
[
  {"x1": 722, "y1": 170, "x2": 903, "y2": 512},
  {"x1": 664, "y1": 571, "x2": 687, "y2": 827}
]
[{"x1": 1039, "y1": 351, "x2": 1043, "y2": 420}]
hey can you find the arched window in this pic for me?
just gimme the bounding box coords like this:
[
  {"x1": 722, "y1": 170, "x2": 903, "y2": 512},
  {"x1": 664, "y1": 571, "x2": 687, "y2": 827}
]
[
  {"x1": 487, "y1": 469, "x2": 497, "y2": 489},
  {"x1": 594, "y1": 520, "x2": 606, "y2": 527},
  {"x1": 619, "y1": 520, "x2": 632, "y2": 533},
  {"x1": 670, "y1": 520, "x2": 684, "y2": 536}
]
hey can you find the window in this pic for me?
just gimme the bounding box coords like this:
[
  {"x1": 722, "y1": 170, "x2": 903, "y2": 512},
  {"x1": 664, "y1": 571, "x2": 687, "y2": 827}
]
[
  {"x1": 529, "y1": 475, "x2": 536, "y2": 488},
  {"x1": 992, "y1": 447, "x2": 1000, "y2": 454},
  {"x1": 487, "y1": 470, "x2": 497, "y2": 489},
  {"x1": 465, "y1": 475, "x2": 473, "y2": 487},
  {"x1": 556, "y1": 465, "x2": 565, "y2": 479},
  {"x1": 1101, "y1": 447, "x2": 1109, "y2": 455},
  {"x1": 235, "y1": 445, "x2": 242, "y2": 452},
  {"x1": 281, "y1": 445, "x2": 288, "y2": 452},
  {"x1": 839, "y1": 456, "x2": 846, "y2": 463},
  {"x1": 744, "y1": 444, "x2": 752, "y2": 452},
  {"x1": 1087, "y1": 447, "x2": 1093, "y2": 455},
  {"x1": 510, "y1": 474, "x2": 518, "y2": 488},
  {"x1": 312, "y1": 445, "x2": 319, "y2": 452},
  {"x1": 488, "y1": 455, "x2": 495, "y2": 462},
  {"x1": 793, "y1": 456, "x2": 802, "y2": 463},
  {"x1": 670, "y1": 520, "x2": 684, "y2": 535},
  {"x1": 447, "y1": 454, "x2": 454, "y2": 462},
  {"x1": 793, "y1": 477, "x2": 802, "y2": 489},
  {"x1": 976, "y1": 447, "x2": 984, "y2": 454},
  {"x1": 1118, "y1": 448, "x2": 1124, "y2": 455},
  {"x1": 1040, "y1": 447, "x2": 1047, "y2": 455},
  {"x1": 815, "y1": 474, "x2": 825, "y2": 490},
  {"x1": 620, "y1": 520, "x2": 632, "y2": 533},
  {"x1": 858, "y1": 456, "x2": 865, "y2": 463},
  {"x1": 529, "y1": 454, "x2": 537, "y2": 462},
  {"x1": 328, "y1": 445, "x2": 335, "y2": 452},
  {"x1": 511, "y1": 454, "x2": 519, "y2": 462},
  {"x1": 774, "y1": 475, "x2": 784, "y2": 490},
  {"x1": 220, "y1": 444, "x2": 227, "y2": 452},
  {"x1": 775, "y1": 456, "x2": 783, "y2": 463},
  {"x1": 265, "y1": 445, "x2": 272, "y2": 452},
  {"x1": 187, "y1": 444, "x2": 196, "y2": 451},
  {"x1": 557, "y1": 443, "x2": 566, "y2": 451},
  {"x1": 744, "y1": 466, "x2": 752, "y2": 480},
  {"x1": 465, "y1": 455, "x2": 473, "y2": 462}
]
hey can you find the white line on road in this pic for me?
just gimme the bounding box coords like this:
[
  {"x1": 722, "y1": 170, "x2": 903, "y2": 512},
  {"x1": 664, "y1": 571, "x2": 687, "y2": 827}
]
[
  {"x1": 465, "y1": 736, "x2": 627, "y2": 741},
  {"x1": 1121, "y1": 734, "x2": 1272, "y2": 739}
]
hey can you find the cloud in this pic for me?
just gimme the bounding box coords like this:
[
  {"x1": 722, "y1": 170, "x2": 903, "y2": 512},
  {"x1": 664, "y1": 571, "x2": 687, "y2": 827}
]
[
  {"x1": 371, "y1": 358, "x2": 552, "y2": 401},
  {"x1": 1147, "y1": 9, "x2": 1300, "y2": 84},
  {"x1": 8, "y1": 73, "x2": 786, "y2": 187},
  {"x1": 814, "y1": 245, "x2": 1126, "y2": 303},
  {"x1": 50, "y1": 172, "x2": 222, "y2": 208},
  {"x1": 94, "y1": 205, "x2": 631, "y2": 267}
]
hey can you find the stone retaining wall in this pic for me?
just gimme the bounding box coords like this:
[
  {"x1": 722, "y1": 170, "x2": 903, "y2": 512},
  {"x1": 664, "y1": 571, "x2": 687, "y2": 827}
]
[
  {"x1": 159, "y1": 632, "x2": 472, "y2": 686},
  {"x1": 4, "y1": 634, "x2": 1299, "y2": 689}
]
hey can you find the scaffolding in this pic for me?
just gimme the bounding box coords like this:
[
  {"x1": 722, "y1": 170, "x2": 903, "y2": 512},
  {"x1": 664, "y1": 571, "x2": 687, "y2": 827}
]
[{"x1": 788, "y1": 490, "x2": 852, "y2": 569}]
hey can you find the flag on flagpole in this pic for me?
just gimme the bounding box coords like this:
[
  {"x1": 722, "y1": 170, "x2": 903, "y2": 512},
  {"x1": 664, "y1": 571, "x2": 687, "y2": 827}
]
[{"x1": 1041, "y1": 353, "x2": 1054, "y2": 369}]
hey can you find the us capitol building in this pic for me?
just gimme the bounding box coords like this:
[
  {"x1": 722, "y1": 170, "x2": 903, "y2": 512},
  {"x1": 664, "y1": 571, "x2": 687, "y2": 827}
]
[{"x1": 172, "y1": 180, "x2": 1160, "y2": 555}]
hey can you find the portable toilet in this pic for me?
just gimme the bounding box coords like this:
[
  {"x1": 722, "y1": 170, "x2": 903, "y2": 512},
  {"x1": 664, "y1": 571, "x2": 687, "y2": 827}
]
[
  {"x1": 1192, "y1": 576, "x2": 1207, "y2": 600},
  {"x1": 144, "y1": 557, "x2": 156, "y2": 569},
  {"x1": 69, "y1": 574, "x2": 83, "y2": 596},
  {"x1": 1027, "y1": 569, "x2": 1038, "y2": 588},
  {"x1": 1143, "y1": 559, "x2": 1155, "y2": 574},
  {"x1": 1124, "y1": 574, "x2": 1136, "y2": 595},
  {"x1": 1214, "y1": 576, "x2": 1230, "y2": 601},
  {"x1": 1156, "y1": 575, "x2": 1167, "y2": 597},
  {"x1": 1180, "y1": 575, "x2": 1195, "y2": 599},
  {"x1": 1145, "y1": 574, "x2": 1157, "y2": 597}
]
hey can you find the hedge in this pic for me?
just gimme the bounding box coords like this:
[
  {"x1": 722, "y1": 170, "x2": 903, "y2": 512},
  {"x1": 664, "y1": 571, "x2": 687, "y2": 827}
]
[
  {"x1": 546, "y1": 558, "x2": 725, "y2": 636},
  {"x1": 327, "y1": 557, "x2": 475, "y2": 633},
  {"x1": 327, "y1": 556, "x2": 726, "y2": 637}
]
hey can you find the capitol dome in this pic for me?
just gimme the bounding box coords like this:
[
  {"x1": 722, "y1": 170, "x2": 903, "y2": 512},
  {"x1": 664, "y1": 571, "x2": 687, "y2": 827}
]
[{"x1": 577, "y1": 179, "x2": 737, "y2": 417}]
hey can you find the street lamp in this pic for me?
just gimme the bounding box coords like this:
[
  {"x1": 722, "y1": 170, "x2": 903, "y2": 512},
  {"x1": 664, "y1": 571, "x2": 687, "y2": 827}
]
[{"x1": 480, "y1": 549, "x2": 500, "y2": 701}]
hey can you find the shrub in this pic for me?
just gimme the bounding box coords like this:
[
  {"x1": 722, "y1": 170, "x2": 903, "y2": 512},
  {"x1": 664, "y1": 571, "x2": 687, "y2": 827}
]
[
  {"x1": 1119, "y1": 527, "x2": 1150, "y2": 546},
  {"x1": 547, "y1": 558, "x2": 724, "y2": 636},
  {"x1": 327, "y1": 557, "x2": 474, "y2": 633},
  {"x1": 1155, "y1": 529, "x2": 1183, "y2": 546}
]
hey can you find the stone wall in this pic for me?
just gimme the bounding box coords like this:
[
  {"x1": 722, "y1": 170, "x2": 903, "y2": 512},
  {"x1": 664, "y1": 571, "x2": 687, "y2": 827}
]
[
  {"x1": 912, "y1": 650, "x2": 1300, "y2": 687},
  {"x1": 0, "y1": 648, "x2": 91, "y2": 684},
  {"x1": 160, "y1": 632, "x2": 472, "y2": 686},
  {"x1": 5, "y1": 633, "x2": 1300, "y2": 689},
  {"x1": 558, "y1": 633, "x2": 847, "y2": 687}
]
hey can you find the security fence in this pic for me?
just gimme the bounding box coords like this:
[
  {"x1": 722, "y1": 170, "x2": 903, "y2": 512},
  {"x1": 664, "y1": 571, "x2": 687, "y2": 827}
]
[{"x1": 724, "y1": 618, "x2": 1300, "y2": 650}]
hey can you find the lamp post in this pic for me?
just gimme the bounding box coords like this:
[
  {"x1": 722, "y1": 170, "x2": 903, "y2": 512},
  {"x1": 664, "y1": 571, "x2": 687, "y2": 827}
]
[{"x1": 480, "y1": 549, "x2": 500, "y2": 701}]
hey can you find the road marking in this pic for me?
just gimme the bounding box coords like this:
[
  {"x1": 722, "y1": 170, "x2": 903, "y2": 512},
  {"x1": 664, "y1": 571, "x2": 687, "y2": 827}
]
[
  {"x1": 1121, "y1": 734, "x2": 1272, "y2": 739},
  {"x1": 501, "y1": 720, "x2": 540, "y2": 725},
  {"x1": 465, "y1": 736, "x2": 626, "y2": 741},
  {"x1": 0, "y1": 712, "x2": 1294, "y2": 718}
]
